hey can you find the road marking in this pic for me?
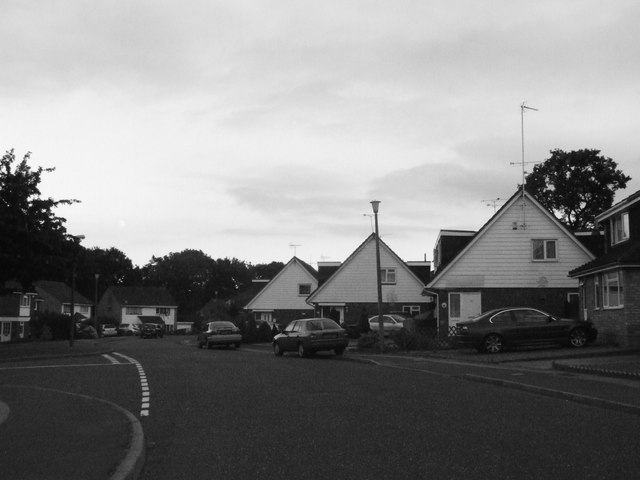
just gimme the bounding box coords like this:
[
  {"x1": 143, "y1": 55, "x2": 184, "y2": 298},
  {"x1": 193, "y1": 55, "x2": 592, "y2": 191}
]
[
  {"x1": 112, "y1": 352, "x2": 151, "y2": 417},
  {"x1": 102, "y1": 354, "x2": 120, "y2": 364}
]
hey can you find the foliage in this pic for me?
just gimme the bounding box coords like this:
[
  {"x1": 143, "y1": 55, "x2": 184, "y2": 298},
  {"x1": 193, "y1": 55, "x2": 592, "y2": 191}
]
[
  {"x1": 30, "y1": 312, "x2": 70, "y2": 340},
  {"x1": 0, "y1": 149, "x2": 79, "y2": 288},
  {"x1": 525, "y1": 149, "x2": 631, "y2": 230}
]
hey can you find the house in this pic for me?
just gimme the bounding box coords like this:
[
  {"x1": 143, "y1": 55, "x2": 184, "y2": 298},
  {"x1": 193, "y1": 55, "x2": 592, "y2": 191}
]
[
  {"x1": 34, "y1": 280, "x2": 93, "y2": 320},
  {"x1": 306, "y1": 234, "x2": 432, "y2": 329},
  {"x1": 569, "y1": 189, "x2": 640, "y2": 346},
  {"x1": 98, "y1": 286, "x2": 178, "y2": 333},
  {"x1": 426, "y1": 190, "x2": 596, "y2": 335},
  {"x1": 0, "y1": 282, "x2": 37, "y2": 343},
  {"x1": 244, "y1": 257, "x2": 318, "y2": 328}
]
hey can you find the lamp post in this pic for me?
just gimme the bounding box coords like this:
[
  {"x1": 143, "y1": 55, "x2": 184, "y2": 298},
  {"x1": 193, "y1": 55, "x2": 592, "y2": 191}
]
[
  {"x1": 68, "y1": 234, "x2": 85, "y2": 347},
  {"x1": 94, "y1": 273, "x2": 100, "y2": 336},
  {"x1": 371, "y1": 200, "x2": 385, "y2": 353}
]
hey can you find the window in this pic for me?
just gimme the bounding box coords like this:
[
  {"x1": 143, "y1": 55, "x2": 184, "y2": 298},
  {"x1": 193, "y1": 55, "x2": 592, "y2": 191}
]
[
  {"x1": 20, "y1": 295, "x2": 30, "y2": 307},
  {"x1": 449, "y1": 293, "x2": 460, "y2": 318},
  {"x1": 2, "y1": 322, "x2": 10, "y2": 336},
  {"x1": 156, "y1": 307, "x2": 170, "y2": 316},
  {"x1": 402, "y1": 305, "x2": 420, "y2": 316},
  {"x1": 79, "y1": 305, "x2": 89, "y2": 313},
  {"x1": 298, "y1": 284, "x2": 311, "y2": 295},
  {"x1": 381, "y1": 268, "x2": 396, "y2": 284},
  {"x1": 603, "y1": 271, "x2": 624, "y2": 308},
  {"x1": 126, "y1": 307, "x2": 142, "y2": 315},
  {"x1": 63, "y1": 304, "x2": 71, "y2": 314},
  {"x1": 610, "y1": 212, "x2": 629, "y2": 245},
  {"x1": 532, "y1": 239, "x2": 557, "y2": 261},
  {"x1": 594, "y1": 276, "x2": 602, "y2": 309}
]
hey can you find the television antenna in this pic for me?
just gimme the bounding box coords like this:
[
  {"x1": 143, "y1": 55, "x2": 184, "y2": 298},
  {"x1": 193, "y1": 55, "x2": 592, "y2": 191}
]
[
  {"x1": 363, "y1": 213, "x2": 374, "y2": 232},
  {"x1": 481, "y1": 198, "x2": 504, "y2": 213},
  {"x1": 509, "y1": 101, "x2": 539, "y2": 228},
  {"x1": 289, "y1": 243, "x2": 301, "y2": 256}
]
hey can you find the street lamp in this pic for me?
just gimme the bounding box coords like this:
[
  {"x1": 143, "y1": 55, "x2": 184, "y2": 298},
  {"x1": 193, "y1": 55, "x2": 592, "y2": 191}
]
[
  {"x1": 371, "y1": 200, "x2": 385, "y2": 353},
  {"x1": 94, "y1": 273, "x2": 100, "y2": 337},
  {"x1": 68, "y1": 234, "x2": 85, "y2": 347}
]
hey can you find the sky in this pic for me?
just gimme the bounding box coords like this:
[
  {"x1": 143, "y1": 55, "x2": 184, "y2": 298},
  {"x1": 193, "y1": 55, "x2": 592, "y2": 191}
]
[{"x1": 2, "y1": 0, "x2": 640, "y2": 268}]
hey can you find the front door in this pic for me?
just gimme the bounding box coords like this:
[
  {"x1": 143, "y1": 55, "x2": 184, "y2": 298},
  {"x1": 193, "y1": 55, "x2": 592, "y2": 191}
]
[{"x1": 448, "y1": 292, "x2": 482, "y2": 327}]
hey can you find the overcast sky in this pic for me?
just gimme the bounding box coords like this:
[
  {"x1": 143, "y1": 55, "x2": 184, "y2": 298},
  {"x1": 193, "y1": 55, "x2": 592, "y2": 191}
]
[{"x1": 2, "y1": 0, "x2": 639, "y2": 268}]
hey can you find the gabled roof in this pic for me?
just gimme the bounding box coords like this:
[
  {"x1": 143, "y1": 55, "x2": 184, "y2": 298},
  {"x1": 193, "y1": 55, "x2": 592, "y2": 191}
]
[
  {"x1": 35, "y1": 280, "x2": 92, "y2": 305},
  {"x1": 105, "y1": 286, "x2": 177, "y2": 307},
  {"x1": 244, "y1": 257, "x2": 317, "y2": 310},
  {"x1": 427, "y1": 189, "x2": 595, "y2": 287},
  {"x1": 306, "y1": 233, "x2": 426, "y2": 304}
]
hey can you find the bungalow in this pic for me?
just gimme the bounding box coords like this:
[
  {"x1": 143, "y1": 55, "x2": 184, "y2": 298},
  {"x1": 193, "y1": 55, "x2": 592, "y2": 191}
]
[
  {"x1": 569, "y1": 189, "x2": 640, "y2": 346},
  {"x1": 97, "y1": 286, "x2": 178, "y2": 333},
  {"x1": 244, "y1": 257, "x2": 318, "y2": 329},
  {"x1": 306, "y1": 234, "x2": 432, "y2": 331},
  {"x1": 426, "y1": 190, "x2": 596, "y2": 335}
]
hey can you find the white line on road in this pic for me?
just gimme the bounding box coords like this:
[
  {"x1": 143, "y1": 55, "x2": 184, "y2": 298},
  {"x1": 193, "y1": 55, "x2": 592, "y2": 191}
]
[{"x1": 112, "y1": 352, "x2": 151, "y2": 417}]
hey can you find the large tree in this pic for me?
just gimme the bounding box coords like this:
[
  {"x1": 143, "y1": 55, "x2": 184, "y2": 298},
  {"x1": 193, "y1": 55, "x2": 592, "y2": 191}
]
[
  {"x1": 0, "y1": 149, "x2": 79, "y2": 288},
  {"x1": 525, "y1": 149, "x2": 631, "y2": 230}
]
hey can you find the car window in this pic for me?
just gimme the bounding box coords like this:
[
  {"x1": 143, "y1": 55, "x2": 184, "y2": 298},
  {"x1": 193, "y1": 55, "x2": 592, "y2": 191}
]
[
  {"x1": 490, "y1": 311, "x2": 514, "y2": 326},
  {"x1": 306, "y1": 320, "x2": 323, "y2": 331},
  {"x1": 321, "y1": 319, "x2": 340, "y2": 330},
  {"x1": 514, "y1": 309, "x2": 549, "y2": 325},
  {"x1": 284, "y1": 321, "x2": 297, "y2": 333}
]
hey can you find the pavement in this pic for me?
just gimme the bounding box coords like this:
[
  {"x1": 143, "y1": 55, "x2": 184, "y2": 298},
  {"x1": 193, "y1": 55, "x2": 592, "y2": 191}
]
[{"x1": 0, "y1": 338, "x2": 638, "y2": 480}]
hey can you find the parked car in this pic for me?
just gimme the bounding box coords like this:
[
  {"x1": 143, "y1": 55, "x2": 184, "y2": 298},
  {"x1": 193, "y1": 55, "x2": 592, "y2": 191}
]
[
  {"x1": 101, "y1": 324, "x2": 118, "y2": 337},
  {"x1": 147, "y1": 323, "x2": 164, "y2": 338},
  {"x1": 368, "y1": 314, "x2": 406, "y2": 335},
  {"x1": 140, "y1": 323, "x2": 158, "y2": 339},
  {"x1": 455, "y1": 307, "x2": 598, "y2": 353},
  {"x1": 118, "y1": 323, "x2": 140, "y2": 336},
  {"x1": 197, "y1": 321, "x2": 242, "y2": 349},
  {"x1": 272, "y1": 318, "x2": 349, "y2": 357}
]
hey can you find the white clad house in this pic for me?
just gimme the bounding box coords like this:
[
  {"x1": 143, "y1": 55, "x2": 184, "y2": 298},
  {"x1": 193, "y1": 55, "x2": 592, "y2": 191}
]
[
  {"x1": 97, "y1": 286, "x2": 178, "y2": 332},
  {"x1": 426, "y1": 190, "x2": 596, "y2": 334},
  {"x1": 306, "y1": 234, "x2": 432, "y2": 330},
  {"x1": 244, "y1": 257, "x2": 318, "y2": 328}
]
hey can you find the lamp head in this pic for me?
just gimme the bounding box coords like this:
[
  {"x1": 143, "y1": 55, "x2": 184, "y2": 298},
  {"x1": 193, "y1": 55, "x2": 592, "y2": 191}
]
[{"x1": 370, "y1": 200, "x2": 380, "y2": 214}]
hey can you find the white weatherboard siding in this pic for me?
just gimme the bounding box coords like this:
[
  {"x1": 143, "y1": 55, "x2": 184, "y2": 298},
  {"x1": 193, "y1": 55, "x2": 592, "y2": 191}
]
[
  {"x1": 432, "y1": 197, "x2": 593, "y2": 289},
  {"x1": 311, "y1": 240, "x2": 425, "y2": 303},
  {"x1": 246, "y1": 261, "x2": 316, "y2": 310}
]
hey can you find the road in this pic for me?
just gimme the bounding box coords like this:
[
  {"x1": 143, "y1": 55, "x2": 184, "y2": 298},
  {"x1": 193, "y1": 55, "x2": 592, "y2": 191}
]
[{"x1": 3, "y1": 336, "x2": 640, "y2": 479}]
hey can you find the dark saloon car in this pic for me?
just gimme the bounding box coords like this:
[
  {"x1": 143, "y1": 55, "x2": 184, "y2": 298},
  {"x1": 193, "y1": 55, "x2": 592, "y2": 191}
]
[
  {"x1": 197, "y1": 321, "x2": 242, "y2": 349},
  {"x1": 140, "y1": 323, "x2": 158, "y2": 339},
  {"x1": 456, "y1": 307, "x2": 598, "y2": 354},
  {"x1": 272, "y1": 318, "x2": 349, "y2": 357}
]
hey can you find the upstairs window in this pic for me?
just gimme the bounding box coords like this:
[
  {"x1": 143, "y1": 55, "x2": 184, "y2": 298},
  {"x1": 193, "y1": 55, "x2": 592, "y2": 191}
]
[
  {"x1": 298, "y1": 284, "x2": 311, "y2": 295},
  {"x1": 610, "y1": 212, "x2": 629, "y2": 245},
  {"x1": 126, "y1": 307, "x2": 142, "y2": 315},
  {"x1": 532, "y1": 239, "x2": 557, "y2": 261},
  {"x1": 381, "y1": 268, "x2": 396, "y2": 284},
  {"x1": 156, "y1": 307, "x2": 170, "y2": 316}
]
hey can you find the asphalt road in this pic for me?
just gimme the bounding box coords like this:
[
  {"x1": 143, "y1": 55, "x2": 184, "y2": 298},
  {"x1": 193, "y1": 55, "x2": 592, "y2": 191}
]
[{"x1": 4, "y1": 337, "x2": 640, "y2": 479}]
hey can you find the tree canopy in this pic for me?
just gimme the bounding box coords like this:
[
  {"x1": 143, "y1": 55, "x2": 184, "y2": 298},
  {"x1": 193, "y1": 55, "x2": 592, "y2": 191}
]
[
  {"x1": 0, "y1": 149, "x2": 79, "y2": 288},
  {"x1": 525, "y1": 149, "x2": 631, "y2": 230}
]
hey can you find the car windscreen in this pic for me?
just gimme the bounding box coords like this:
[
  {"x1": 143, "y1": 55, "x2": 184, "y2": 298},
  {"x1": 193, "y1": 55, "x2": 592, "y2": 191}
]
[{"x1": 320, "y1": 319, "x2": 340, "y2": 330}]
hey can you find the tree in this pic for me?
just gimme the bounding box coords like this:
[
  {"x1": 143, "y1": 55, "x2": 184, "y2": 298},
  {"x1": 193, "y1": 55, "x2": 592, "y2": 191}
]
[
  {"x1": 525, "y1": 149, "x2": 631, "y2": 230},
  {"x1": 0, "y1": 149, "x2": 79, "y2": 288}
]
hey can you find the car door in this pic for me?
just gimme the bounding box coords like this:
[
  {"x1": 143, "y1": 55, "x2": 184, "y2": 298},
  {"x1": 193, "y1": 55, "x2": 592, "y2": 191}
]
[
  {"x1": 512, "y1": 308, "x2": 554, "y2": 345},
  {"x1": 280, "y1": 321, "x2": 299, "y2": 351}
]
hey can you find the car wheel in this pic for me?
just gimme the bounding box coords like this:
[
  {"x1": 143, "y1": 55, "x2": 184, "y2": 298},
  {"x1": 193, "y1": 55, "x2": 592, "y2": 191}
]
[
  {"x1": 334, "y1": 347, "x2": 345, "y2": 356},
  {"x1": 206, "y1": 341, "x2": 212, "y2": 349},
  {"x1": 569, "y1": 328, "x2": 588, "y2": 348},
  {"x1": 297, "y1": 343, "x2": 307, "y2": 358},
  {"x1": 273, "y1": 342, "x2": 283, "y2": 356},
  {"x1": 483, "y1": 334, "x2": 504, "y2": 354}
]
